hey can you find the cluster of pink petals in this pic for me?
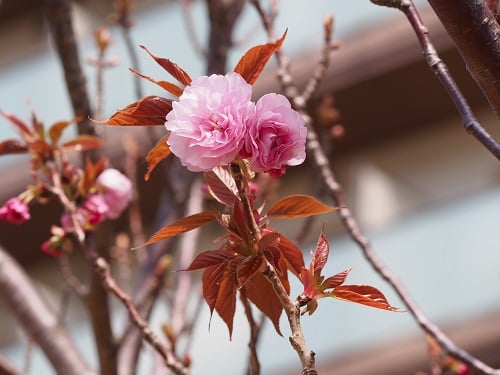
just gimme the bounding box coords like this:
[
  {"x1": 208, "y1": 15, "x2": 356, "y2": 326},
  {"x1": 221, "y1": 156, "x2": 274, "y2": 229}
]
[
  {"x1": 62, "y1": 168, "x2": 132, "y2": 232},
  {"x1": 165, "y1": 72, "x2": 306, "y2": 177},
  {"x1": 0, "y1": 197, "x2": 30, "y2": 224}
]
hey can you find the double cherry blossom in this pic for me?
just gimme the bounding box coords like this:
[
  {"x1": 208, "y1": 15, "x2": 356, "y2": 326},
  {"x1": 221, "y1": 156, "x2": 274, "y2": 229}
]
[{"x1": 165, "y1": 72, "x2": 307, "y2": 177}]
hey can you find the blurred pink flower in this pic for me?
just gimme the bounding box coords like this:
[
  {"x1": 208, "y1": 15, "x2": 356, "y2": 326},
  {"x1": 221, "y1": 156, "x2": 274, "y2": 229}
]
[
  {"x1": 83, "y1": 194, "x2": 110, "y2": 224},
  {"x1": 165, "y1": 72, "x2": 255, "y2": 172},
  {"x1": 0, "y1": 197, "x2": 30, "y2": 224},
  {"x1": 243, "y1": 93, "x2": 307, "y2": 177},
  {"x1": 96, "y1": 168, "x2": 132, "y2": 219}
]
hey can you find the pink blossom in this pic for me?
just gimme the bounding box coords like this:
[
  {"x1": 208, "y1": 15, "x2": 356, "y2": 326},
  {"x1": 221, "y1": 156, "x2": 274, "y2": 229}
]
[
  {"x1": 96, "y1": 168, "x2": 132, "y2": 219},
  {"x1": 0, "y1": 197, "x2": 30, "y2": 224},
  {"x1": 83, "y1": 194, "x2": 110, "y2": 224},
  {"x1": 243, "y1": 93, "x2": 307, "y2": 177},
  {"x1": 165, "y1": 72, "x2": 255, "y2": 172}
]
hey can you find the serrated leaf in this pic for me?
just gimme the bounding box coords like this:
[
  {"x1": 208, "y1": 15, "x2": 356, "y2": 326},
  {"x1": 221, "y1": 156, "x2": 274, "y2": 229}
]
[
  {"x1": 129, "y1": 68, "x2": 184, "y2": 97},
  {"x1": 332, "y1": 285, "x2": 399, "y2": 312},
  {"x1": 0, "y1": 139, "x2": 28, "y2": 155},
  {"x1": 312, "y1": 229, "x2": 329, "y2": 276},
  {"x1": 236, "y1": 256, "x2": 263, "y2": 288},
  {"x1": 203, "y1": 263, "x2": 226, "y2": 315},
  {"x1": 276, "y1": 234, "x2": 305, "y2": 276},
  {"x1": 234, "y1": 30, "x2": 287, "y2": 85},
  {"x1": 145, "y1": 134, "x2": 171, "y2": 181},
  {"x1": 267, "y1": 194, "x2": 336, "y2": 219},
  {"x1": 140, "y1": 45, "x2": 192, "y2": 86},
  {"x1": 140, "y1": 211, "x2": 216, "y2": 247},
  {"x1": 204, "y1": 167, "x2": 238, "y2": 207},
  {"x1": 184, "y1": 250, "x2": 233, "y2": 271},
  {"x1": 61, "y1": 135, "x2": 103, "y2": 152},
  {"x1": 214, "y1": 274, "x2": 237, "y2": 338},
  {"x1": 323, "y1": 268, "x2": 350, "y2": 290},
  {"x1": 101, "y1": 96, "x2": 172, "y2": 126},
  {"x1": 0, "y1": 111, "x2": 33, "y2": 138},
  {"x1": 244, "y1": 272, "x2": 286, "y2": 335},
  {"x1": 48, "y1": 120, "x2": 71, "y2": 145}
]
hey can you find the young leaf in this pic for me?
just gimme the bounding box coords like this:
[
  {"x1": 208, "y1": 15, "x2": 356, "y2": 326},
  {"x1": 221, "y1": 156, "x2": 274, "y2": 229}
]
[
  {"x1": 244, "y1": 271, "x2": 286, "y2": 335},
  {"x1": 129, "y1": 68, "x2": 184, "y2": 97},
  {"x1": 61, "y1": 135, "x2": 103, "y2": 152},
  {"x1": 331, "y1": 285, "x2": 399, "y2": 311},
  {"x1": 202, "y1": 263, "x2": 226, "y2": 315},
  {"x1": 274, "y1": 233, "x2": 305, "y2": 276},
  {"x1": 204, "y1": 167, "x2": 238, "y2": 207},
  {"x1": 140, "y1": 45, "x2": 192, "y2": 86},
  {"x1": 0, "y1": 111, "x2": 33, "y2": 138},
  {"x1": 184, "y1": 250, "x2": 233, "y2": 271},
  {"x1": 0, "y1": 139, "x2": 28, "y2": 156},
  {"x1": 236, "y1": 255, "x2": 263, "y2": 288},
  {"x1": 312, "y1": 229, "x2": 329, "y2": 276},
  {"x1": 214, "y1": 274, "x2": 238, "y2": 338},
  {"x1": 234, "y1": 30, "x2": 287, "y2": 85},
  {"x1": 145, "y1": 134, "x2": 171, "y2": 181},
  {"x1": 267, "y1": 194, "x2": 336, "y2": 219},
  {"x1": 48, "y1": 120, "x2": 71, "y2": 145},
  {"x1": 100, "y1": 96, "x2": 172, "y2": 126},
  {"x1": 323, "y1": 268, "x2": 351, "y2": 289},
  {"x1": 140, "y1": 211, "x2": 216, "y2": 247}
]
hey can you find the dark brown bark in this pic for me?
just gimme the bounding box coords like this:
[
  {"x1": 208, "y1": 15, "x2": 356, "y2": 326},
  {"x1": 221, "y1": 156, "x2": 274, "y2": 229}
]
[
  {"x1": 428, "y1": 0, "x2": 500, "y2": 118},
  {"x1": 0, "y1": 247, "x2": 95, "y2": 375},
  {"x1": 206, "y1": 0, "x2": 245, "y2": 74},
  {"x1": 44, "y1": 0, "x2": 95, "y2": 136}
]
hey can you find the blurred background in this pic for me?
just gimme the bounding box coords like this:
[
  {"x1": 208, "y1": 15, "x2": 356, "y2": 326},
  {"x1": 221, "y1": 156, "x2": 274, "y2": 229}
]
[{"x1": 1, "y1": 0, "x2": 499, "y2": 374}]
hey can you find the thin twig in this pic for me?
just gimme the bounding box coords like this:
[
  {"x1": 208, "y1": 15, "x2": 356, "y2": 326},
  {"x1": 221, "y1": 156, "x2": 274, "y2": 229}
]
[
  {"x1": 0, "y1": 247, "x2": 95, "y2": 375},
  {"x1": 58, "y1": 253, "x2": 89, "y2": 295},
  {"x1": 181, "y1": 0, "x2": 207, "y2": 58},
  {"x1": 0, "y1": 353, "x2": 24, "y2": 375},
  {"x1": 240, "y1": 291, "x2": 263, "y2": 375},
  {"x1": 371, "y1": 0, "x2": 500, "y2": 159},
  {"x1": 93, "y1": 257, "x2": 189, "y2": 375}
]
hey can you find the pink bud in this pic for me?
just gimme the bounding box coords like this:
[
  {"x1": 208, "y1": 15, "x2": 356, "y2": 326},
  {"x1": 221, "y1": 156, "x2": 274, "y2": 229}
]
[
  {"x1": 96, "y1": 168, "x2": 133, "y2": 219},
  {"x1": 0, "y1": 197, "x2": 30, "y2": 224}
]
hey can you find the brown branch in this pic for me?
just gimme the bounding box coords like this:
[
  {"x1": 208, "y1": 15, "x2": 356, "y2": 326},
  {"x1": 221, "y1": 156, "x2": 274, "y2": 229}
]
[
  {"x1": 205, "y1": 0, "x2": 246, "y2": 74},
  {"x1": 44, "y1": 0, "x2": 95, "y2": 137},
  {"x1": 426, "y1": 0, "x2": 500, "y2": 118},
  {"x1": 371, "y1": 0, "x2": 500, "y2": 160},
  {"x1": 0, "y1": 353, "x2": 24, "y2": 375},
  {"x1": 93, "y1": 256, "x2": 189, "y2": 375},
  {"x1": 0, "y1": 247, "x2": 95, "y2": 375},
  {"x1": 240, "y1": 291, "x2": 263, "y2": 375},
  {"x1": 263, "y1": 262, "x2": 318, "y2": 375}
]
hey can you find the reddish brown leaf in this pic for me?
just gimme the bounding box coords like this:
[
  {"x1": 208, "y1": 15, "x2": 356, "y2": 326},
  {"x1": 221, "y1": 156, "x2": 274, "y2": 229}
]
[
  {"x1": 0, "y1": 139, "x2": 28, "y2": 155},
  {"x1": 332, "y1": 285, "x2": 399, "y2": 312},
  {"x1": 234, "y1": 30, "x2": 287, "y2": 85},
  {"x1": 244, "y1": 272, "x2": 285, "y2": 335},
  {"x1": 312, "y1": 229, "x2": 329, "y2": 276},
  {"x1": 145, "y1": 134, "x2": 171, "y2": 181},
  {"x1": 236, "y1": 256, "x2": 263, "y2": 288},
  {"x1": 129, "y1": 68, "x2": 184, "y2": 97},
  {"x1": 323, "y1": 268, "x2": 350, "y2": 290},
  {"x1": 48, "y1": 120, "x2": 71, "y2": 145},
  {"x1": 0, "y1": 111, "x2": 33, "y2": 138},
  {"x1": 204, "y1": 167, "x2": 238, "y2": 207},
  {"x1": 275, "y1": 234, "x2": 305, "y2": 277},
  {"x1": 214, "y1": 273, "x2": 238, "y2": 338},
  {"x1": 231, "y1": 200, "x2": 252, "y2": 244},
  {"x1": 267, "y1": 194, "x2": 336, "y2": 219},
  {"x1": 30, "y1": 139, "x2": 52, "y2": 156},
  {"x1": 140, "y1": 45, "x2": 192, "y2": 86},
  {"x1": 100, "y1": 96, "x2": 172, "y2": 126},
  {"x1": 61, "y1": 135, "x2": 103, "y2": 152},
  {"x1": 202, "y1": 263, "x2": 226, "y2": 315},
  {"x1": 184, "y1": 250, "x2": 233, "y2": 271},
  {"x1": 141, "y1": 211, "x2": 216, "y2": 247}
]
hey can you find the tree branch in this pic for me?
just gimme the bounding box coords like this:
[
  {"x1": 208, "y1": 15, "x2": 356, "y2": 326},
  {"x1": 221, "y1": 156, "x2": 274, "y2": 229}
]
[
  {"x1": 0, "y1": 353, "x2": 24, "y2": 375},
  {"x1": 371, "y1": 0, "x2": 500, "y2": 160},
  {"x1": 427, "y1": 0, "x2": 500, "y2": 118},
  {"x1": 0, "y1": 247, "x2": 95, "y2": 375},
  {"x1": 44, "y1": 0, "x2": 95, "y2": 137}
]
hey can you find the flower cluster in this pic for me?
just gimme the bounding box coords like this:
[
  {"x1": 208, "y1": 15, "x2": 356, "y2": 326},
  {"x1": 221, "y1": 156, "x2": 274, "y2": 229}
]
[
  {"x1": 61, "y1": 168, "x2": 132, "y2": 232},
  {"x1": 0, "y1": 197, "x2": 30, "y2": 224},
  {"x1": 165, "y1": 72, "x2": 307, "y2": 177}
]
